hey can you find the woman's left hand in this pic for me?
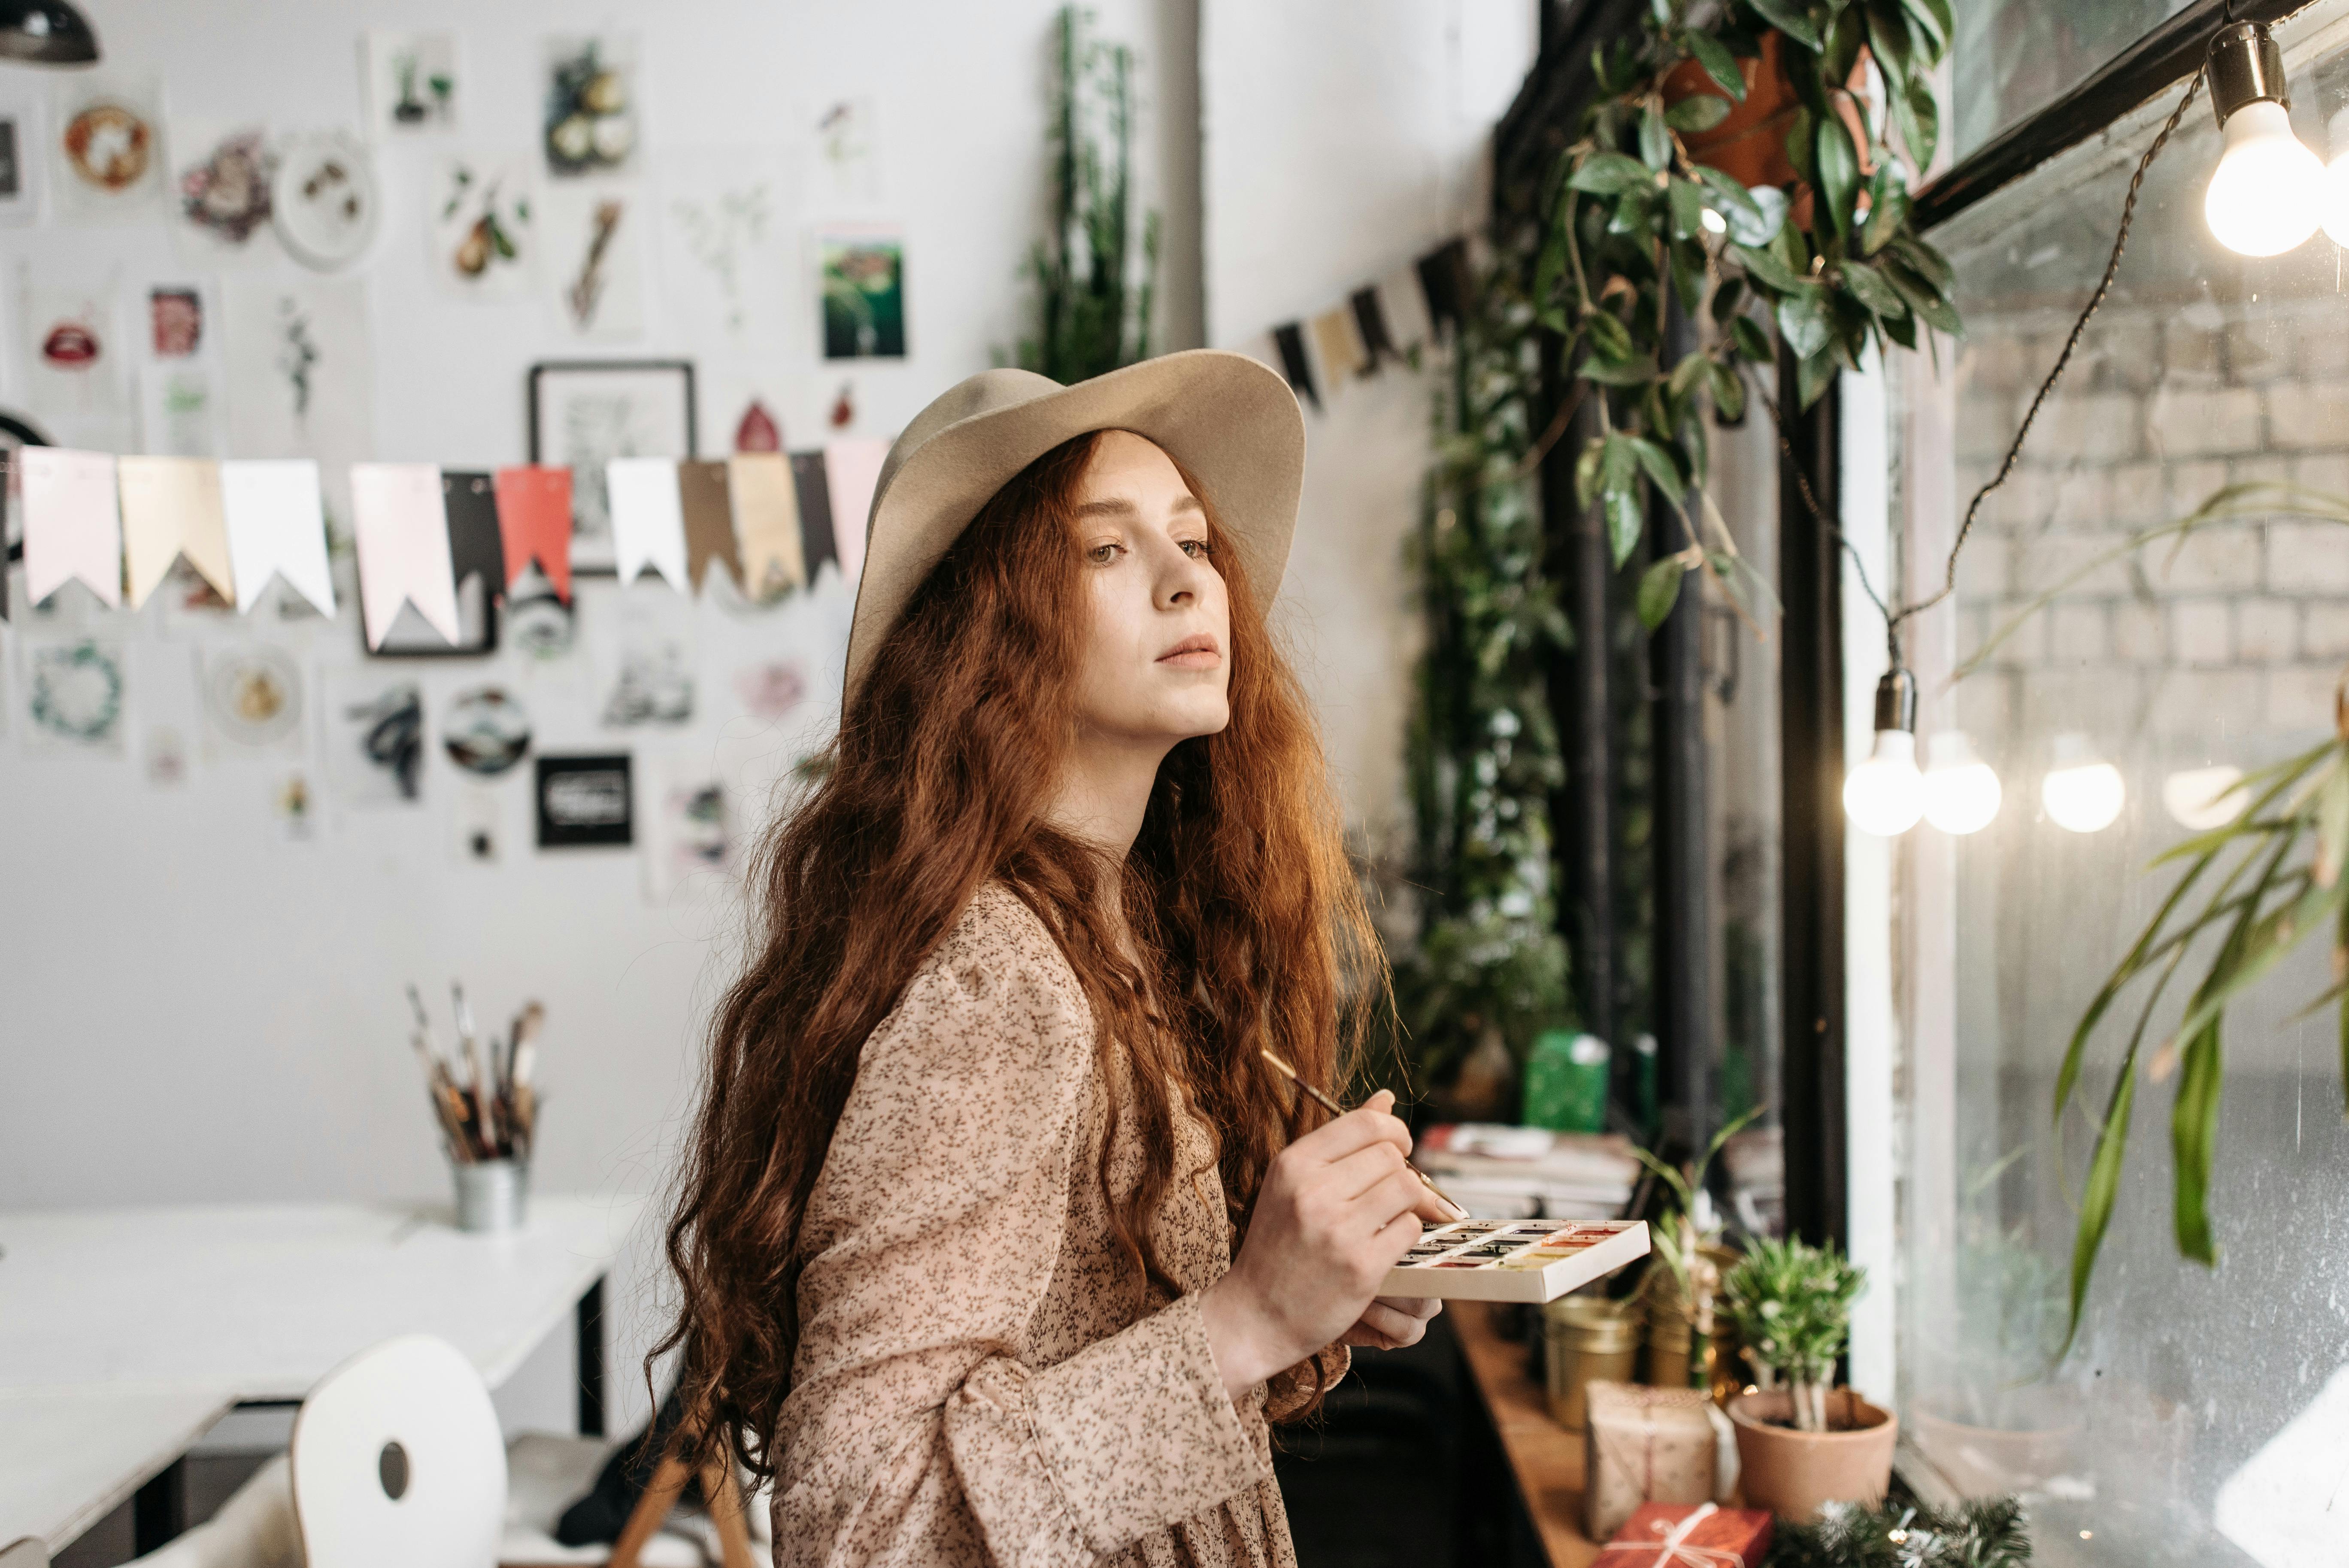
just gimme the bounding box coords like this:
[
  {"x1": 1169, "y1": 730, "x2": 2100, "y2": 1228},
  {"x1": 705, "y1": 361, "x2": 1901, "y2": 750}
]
[{"x1": 1340, "y1": 1295, "x2": 1442, "y2": 1350}]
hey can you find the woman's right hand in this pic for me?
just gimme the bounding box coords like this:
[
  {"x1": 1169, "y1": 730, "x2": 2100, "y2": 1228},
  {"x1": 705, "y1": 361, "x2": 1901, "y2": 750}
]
[{"x1": 1199, "y1": 1090, "x2": 1460, "y2": 1400}]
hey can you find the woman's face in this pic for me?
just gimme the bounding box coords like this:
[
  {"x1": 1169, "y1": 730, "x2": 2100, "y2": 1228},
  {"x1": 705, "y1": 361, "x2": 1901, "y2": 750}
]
[{"x1": 1068, "y1": 430, "x2": 1231, "y2": 748}]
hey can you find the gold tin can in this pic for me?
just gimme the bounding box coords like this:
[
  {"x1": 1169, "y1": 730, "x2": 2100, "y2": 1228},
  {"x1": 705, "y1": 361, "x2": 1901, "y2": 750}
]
[{"x1": 1543, "y1": 1295, "x2": 1643, "y2": 1430}]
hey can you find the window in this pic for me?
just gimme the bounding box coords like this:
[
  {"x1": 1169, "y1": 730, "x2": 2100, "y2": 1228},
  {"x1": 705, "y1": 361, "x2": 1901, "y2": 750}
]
[{"x1": 1949, "y1": 0, "x2": 2196, "y2": 162}]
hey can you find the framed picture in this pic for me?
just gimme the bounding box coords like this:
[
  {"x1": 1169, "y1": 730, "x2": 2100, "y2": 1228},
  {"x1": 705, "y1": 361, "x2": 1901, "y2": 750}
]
[
  {"x1": 818, "y1": 227, "x2": 905, "y2": 360},
  {"x1": 536, "y1": 752, "x2": 633, "y2": 848},
  {"x1": 527, "y1": 359, "x2": 694, "y2": 575}
]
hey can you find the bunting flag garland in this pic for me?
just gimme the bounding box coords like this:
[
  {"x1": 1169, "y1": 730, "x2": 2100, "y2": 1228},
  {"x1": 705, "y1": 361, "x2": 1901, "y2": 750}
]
[
  {"x1": 1271, "y1": 323, "x2": 1319, "y2": 411},
  {"x1": 1376, "y1": 259, "x2": 1436, "y2": 357},
  {"x1": 606, "y1": 457, "x2": 689, "y2": 588},
  {"x1": 493, "y1": 465, "x2": 574, "y2": 603},
  {"x1": 1309, "y1": 306, "x2": 1368, "y2": 388},
  {"x1": 351, "y1": 461, "x2": 461, "y2": 649},
  {"x1": 1415, "y1": 238, "x2": 1472, "y2": 340},
  {"x1": 791, "y1": 451, "x2": 838, "y2": 578},
  {"x1": 678, "y1": 459, "x2": 743, "y2": 591},
  {"x1": 21, "y1": 447, "x2": 124, "y2": 609},
  {"x1": 823, "y1": 439, "x2": 888, "y2": 584},
  {"x1": 727, "y1": 452, "x2": 802, "y2": 599},
  {"x1": 118, "y1": 456, "x2": 235, "y2": 610},
  {"x1": 442, "y1": 471, "x2": 507, "y2": 604},
  {"x1": 1350, "y1": 285, "x2": 1397, "y2": 371},
  {"x1": 220, "y1": 459, "x2": 336, "y2": 617}
]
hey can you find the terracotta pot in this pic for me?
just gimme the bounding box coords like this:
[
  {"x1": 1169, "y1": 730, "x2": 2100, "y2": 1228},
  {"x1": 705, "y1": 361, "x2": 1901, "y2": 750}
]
[
  {"x1": 1727, "y1": 1388, "x2": 1897, "y2": 1522},
  {"x1": 1661, "y1": 31, "x2": 1801, "y2": 189}
]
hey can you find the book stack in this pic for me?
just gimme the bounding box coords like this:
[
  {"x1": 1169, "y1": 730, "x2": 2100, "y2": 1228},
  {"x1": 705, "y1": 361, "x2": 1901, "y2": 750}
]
[{"x1": 1413, "y1": 1123, "x2": 1642, "y2": 1220}]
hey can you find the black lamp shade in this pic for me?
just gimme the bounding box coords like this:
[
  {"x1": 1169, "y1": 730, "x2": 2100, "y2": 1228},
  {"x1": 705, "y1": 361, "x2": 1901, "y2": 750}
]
[{"x1": 0, "y1": 0, "x2": 98, "y2": 64}]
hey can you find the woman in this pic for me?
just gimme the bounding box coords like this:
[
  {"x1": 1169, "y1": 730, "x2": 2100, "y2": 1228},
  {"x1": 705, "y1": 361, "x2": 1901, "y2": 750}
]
[{"x1": 663, "y1": 351, "x2": 1456, "y2": 1567}]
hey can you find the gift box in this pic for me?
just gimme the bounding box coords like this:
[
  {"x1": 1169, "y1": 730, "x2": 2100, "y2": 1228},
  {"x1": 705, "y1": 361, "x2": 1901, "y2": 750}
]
[
  {"x1": 1595, "y1": 1501, "x2": 1772, "y2": 1566},
  {"x1": 1583, "y1": 1381, "x2": 1719, "y2": 1541}
]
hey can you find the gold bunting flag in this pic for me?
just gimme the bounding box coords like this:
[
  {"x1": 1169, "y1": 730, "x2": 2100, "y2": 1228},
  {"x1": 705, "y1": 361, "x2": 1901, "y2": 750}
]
[
  {"x1": 728, "y1": 452, "x2": 803, "y2": 600},
  {"x1": 118, "y1": 455, "x2": 234, "y2": 609}
]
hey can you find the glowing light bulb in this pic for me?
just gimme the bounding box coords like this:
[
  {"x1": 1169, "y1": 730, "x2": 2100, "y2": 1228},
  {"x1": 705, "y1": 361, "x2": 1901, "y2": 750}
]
[
  {"x1": 1699, "y1": 206, "x2": 1727, "y2": 235},
  {"x1": 2043, "y1": 732, "x2": 2125, "y2": 833},
  {"x1": 1845, "y1": 730, "x2": 1924, "y2": 836},
  {"x1": 1922, "y1": 731, "x2": 2002, "y2": 835},
  {"x1": 2206, "y1": 101, "x2": 2323, "y2": 256},
  {"x1": 2163, "y1": 764, "x2": 2249, "y2": 829}
]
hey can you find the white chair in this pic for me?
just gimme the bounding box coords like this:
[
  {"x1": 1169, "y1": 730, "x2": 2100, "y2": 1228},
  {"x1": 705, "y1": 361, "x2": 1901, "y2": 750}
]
[{"x1": 1, "y1": 1537, "x2": 51, "y2": 1568}]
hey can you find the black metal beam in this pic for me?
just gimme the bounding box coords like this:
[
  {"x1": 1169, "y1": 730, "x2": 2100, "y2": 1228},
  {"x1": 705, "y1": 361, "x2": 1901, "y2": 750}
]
[
  {"x1": 577, "y1": 1274, "x2": 606, "y2": 1438},
  {"x1": 1776, "y1": 348, "x2": 1846, "y2": 1250},
  {"x1": 1652, "y1": 308, "x2": 1712, "y2": 1160},
  {"x1": 1913, "y1": 0, "x2": 2310, "y2": 232}
]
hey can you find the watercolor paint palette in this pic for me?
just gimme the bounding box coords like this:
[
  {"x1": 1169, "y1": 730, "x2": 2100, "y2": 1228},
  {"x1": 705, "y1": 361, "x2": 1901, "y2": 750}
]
[{"x1": 1380, "y1": 1217, "x2": 1650, "y2": 1302}]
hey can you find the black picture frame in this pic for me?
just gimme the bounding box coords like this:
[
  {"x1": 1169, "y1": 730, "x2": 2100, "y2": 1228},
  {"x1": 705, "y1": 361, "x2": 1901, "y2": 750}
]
[
  {"x1": 535, "y1": 753, "x2": 634, "y2": 848},
  {"x1": 526, "y1": 360, "x2": 697, "y2": 576}
]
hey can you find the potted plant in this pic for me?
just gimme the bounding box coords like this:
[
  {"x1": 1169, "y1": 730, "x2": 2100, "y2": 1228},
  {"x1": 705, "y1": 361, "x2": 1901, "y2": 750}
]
[
  {"x1": 1629, "y1": 1107, "x2": 1759, "y2": 1393},
  {"x1": 1719, "y1": 1236, "x2": 1894, "y2": 1521}
]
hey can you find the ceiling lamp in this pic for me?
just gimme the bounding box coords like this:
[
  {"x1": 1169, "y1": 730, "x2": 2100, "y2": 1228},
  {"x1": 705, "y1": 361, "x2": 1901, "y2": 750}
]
[
  {"x1": 1844, "y1": 670, "x2": 1924, "y2": 837},
  {"x1": 2204, "y1": 21, "x2": 2322, "y2": 256},
  {"x1": 1922, "y1": 732, "x2": 2003, "y2": 835},
  {"x1": 0, "y1": 0, "x2": 98, "y2": 64},
  {"x1": 2043, "y1": 733, "x2": 2127, "y2": 834},
  {"x1": 2163, "y1": 764, "x2": 2249, "y2": 829}
]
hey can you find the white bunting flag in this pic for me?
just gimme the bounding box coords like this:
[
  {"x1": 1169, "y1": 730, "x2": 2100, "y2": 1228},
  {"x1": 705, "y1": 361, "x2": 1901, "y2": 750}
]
[
  {"x1": 350, "y1": 462, "x2": 460, "y2": 649},
  {"x1": 822, "y1": 439, "x2": 889, "y2": 585},
  {"x1": 118, "y1": 456, "x2": 235, "y2": 609},
  {"x1": 607, "y1": 456, "x2": 688, "y2": 589},
  {"x1": 20, "y1": 447, "x2": 123, "y2": 608},
  {"x1": 221, "y1": 459, "x2": 337, "y2": 617},
  {"x1": 1376, "y1": 261, "x2": 1435, "y2": 357}
]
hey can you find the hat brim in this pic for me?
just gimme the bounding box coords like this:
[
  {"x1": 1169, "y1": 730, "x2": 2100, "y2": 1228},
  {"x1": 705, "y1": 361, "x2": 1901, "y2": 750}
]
[{"x1": 843, "y1": 349, "x2": 1304, "y2": 704}]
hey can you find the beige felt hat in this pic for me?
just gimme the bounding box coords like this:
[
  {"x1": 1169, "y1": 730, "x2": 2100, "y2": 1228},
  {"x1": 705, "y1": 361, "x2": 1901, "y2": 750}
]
[{"x1": 841, "y1": 348, "x2": 1305, "y2": 703}]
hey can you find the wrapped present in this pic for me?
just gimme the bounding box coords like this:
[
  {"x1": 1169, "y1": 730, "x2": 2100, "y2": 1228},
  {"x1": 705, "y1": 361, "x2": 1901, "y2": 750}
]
[
  {"x1": 1596, "y1": 1502, "x2": 1773, "y2": 1566},
  {"x1": 1583, "y1": 1381, "x2": 1718, "y2": 1541}
]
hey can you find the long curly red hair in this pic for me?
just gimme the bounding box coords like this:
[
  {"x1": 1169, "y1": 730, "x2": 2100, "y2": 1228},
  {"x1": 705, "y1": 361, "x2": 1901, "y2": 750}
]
[{"x1": 658, "y1": 429, "x2": 1383, "y2": 1476}]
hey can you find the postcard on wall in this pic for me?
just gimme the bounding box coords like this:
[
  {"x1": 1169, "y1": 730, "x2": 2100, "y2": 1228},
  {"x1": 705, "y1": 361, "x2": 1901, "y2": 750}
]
[
  {"x1": 818, "y1": 227, "x2": 905, "y2": 360},
  {"x1": 270, "y1": 131, "x2": 380, "y2": 272},
  {"x1": 21, "y1": 266, "x2": 132, "y2": 451},
  {"x1": 527, "y1": 360, "x2": 694, "y2": 575},
  {"x1": 222, "y1": 274, "x2": 376, "y2": 526},
  {"x1": 803, "y1": 97, "x2": 881, "y2": 207},
  {"x1": 0, "y1": 82, "x2": 45, "y2": 227},
  {"x1": 640, "y1": 750, "x2": 736, "y2": 905},
  {"x1": 323, "y1": 666, "x2": 425, "y2": 807},
  {"x1": 201, "y1": 643, "x2": 305, "y2": 761},
  {"x1": 429, "y1": 154, "x2": 536, "y2": 300},
  {"x1": 170, "y1": 122, "x2": 276, "y2": 262},
  {"x1": 363, "y1": 31, "x2": 458, "y2": 137},
  {"x1": 543, "y1": 35, "x2": 638, "y2": 178},
  {"x1": 543, "y1": 181, "x2": 645, "y2": 340},
  {"x1": 51, "y1": 73, "x2": 166, "y2": 221},
  {"x1": 594, "y1": 586, "x2": 696, "y2": 729},
  {"x1": 656, "y1": 145, "x2": 792, "y2": 351},
  {"x1": 18, "y1": 634, "x2": 128, "y2": 754},
  {"x1": 536, "y1": 752, "x2": 632, "y2": 847}
]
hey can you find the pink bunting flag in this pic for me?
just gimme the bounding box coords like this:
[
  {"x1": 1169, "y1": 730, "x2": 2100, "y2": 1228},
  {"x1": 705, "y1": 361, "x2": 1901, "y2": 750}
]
[
  {"x1": 350, "y1": 462, "x2": 460, "y2": 649},
  {"x1": 822, "y1": 438, "x2": 889, "y2": 585},
  {"x1": 20, "y1": 447, "x2": 123, "y2": 608}
]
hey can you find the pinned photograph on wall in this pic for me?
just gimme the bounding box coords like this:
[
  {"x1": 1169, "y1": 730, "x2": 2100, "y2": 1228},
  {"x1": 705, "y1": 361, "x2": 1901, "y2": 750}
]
[
  {"x1": 22, "y1": 274, "x2": 131, "y2": 444},
  {"x1": 733, "y1": 659, "x2": 807, "y2": 723},
  {"x1": 51, "y1": 73, "x2": 165, "y2": 220},
  {"x1": 149, "y1": 285, "x2": 204, "y2": 358},
  {"x1": 658, "y1": 146, "x2": 788, "y2": 348},
  {"x1": 276, "y1": 771, "x2": 316, "y2": 841},
  {"x1": 324, "y1": 668, "x2": 424, "y2": 805},
  {"x1": 173, "y1": 124, "x2": 274, "y2": 258},
  {"x1": 430, "y1": 154, "x2": 534, "y2": 299},
  {"x1": 595, "y1": 589, "x2": 695, "y2": 728},
  {"x1": 641, "y1": 751, "x2": 734, "y2": 905},
  {"x1": 805, "y1": 97, "x2": 880, "y2": 206},
  {"x1": 363, "y1": 31, "x2": 458, "y2": 137},
  {"x1": 20, "y1": 635, "x2": 127, "y2": 754},
  {"x1": 270, "y1": 130, "x2": 379, "y2": 272},
  {"x1": 443, "y1": 685, "x2": 531, "y2": 777},
  {"x1": 543, "y1": 182, "x2": 643, "y2": 339},
  {"x1": 536, "y1": 752, "x2": 632, "y2": 848},
  {"x1": 450, "y1": 784, "x2": 502, "y2": 866},
  {"x1": 138, "y1": 362, "x2": 226, "y2": 458},
  {"x1": 818, "y1": 227, "x2": 905, "y2": 360},
  {"x1": 223, "y1": 275, "x2": 376, "y2": 520},
  {"x1": 543, "y1": 35, "x2": 637, "y2": 177},
  {"x1": 201, "y1": 643, "x2": 303, "y2": 759},
  {"x1": 0, "y1": 83, "x2": 45, "y2": 226},
  {"x1": 505, "y1": 571, "x2": 575, "y2": 661},
  {"x1": 527, "y1": 359, "x2": 694, "y2": 575}
]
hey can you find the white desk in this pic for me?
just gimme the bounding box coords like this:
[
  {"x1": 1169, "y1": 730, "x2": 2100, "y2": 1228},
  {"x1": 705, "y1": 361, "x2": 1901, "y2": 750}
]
[{"x1": 0, "y1": 1196, "x2": 646, "y2": 1553}]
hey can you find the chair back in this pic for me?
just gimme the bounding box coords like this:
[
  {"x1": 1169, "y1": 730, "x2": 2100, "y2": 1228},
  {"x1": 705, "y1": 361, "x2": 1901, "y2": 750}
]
[
  {"x1": 0, "y1": 1538, "x2": 49, "y2": 1568},
  {"x1": 290, "y1": 1334, "x2": 506, "y2": 1568}
]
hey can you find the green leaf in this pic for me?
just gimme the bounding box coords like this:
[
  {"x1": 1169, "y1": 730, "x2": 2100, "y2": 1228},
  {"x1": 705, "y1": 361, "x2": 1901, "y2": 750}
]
[
  {"x1": 2170, "y1": 1018, "x2": 2224, "y2": 1265},
  {"x1": 1711, "y1": 273, "x2": 1747, "y2": 323},
  {"x1": 1902, "y1": 0, "x2": 1952, "y2": 61},
  {"x1": 1775, "y1": 287, "x2": 1833, "y2": 359},
  {"x1": 1668, "y1": 348, "x2": 1712, "y2": 401},
  {"x1": 1883, "y1": 307, "x2": 1918, "y2": 349},
  {"x1": 1710, "y1": 360, "x2": 1748, "y2": 421},
  {"x1": 1585, "y1": 309, "x2": 1634, "y2": 361},
  {"x1": 1534, "y1": 218, "x2": 1569, "y2": 309},
  {"x1": 1693, "y1": 163, "x2": 1765, "y2": 224},
  {"x1": 1640, "y1": 104, "x2": 1672, "y2": 170},
  {"x1": 1667, "y1": 94, "x2": 1733, "y2": 133},
  {"x1": 1626, "y1": 434, "x2": 1686, "y2": 498},
  {"x1": 1880, "y1": 255, "x2": 1961, "y2": 333},
  {"x1": 1684, "y1": 32, "x2": 1747, "y2": 100},
  {"x1": 1731, "y1": 314, "x2": 1774, "y2": 363},
  {"x1": 1859, "y1": 167, "x2": 1910, "y2": 255},
  {"x1": 1731, "y1": 240, "x2": 1807, "y2": 294},
  {"x1": 1903, "y1": 76, "x2": 1939, "y2": 173},
  {"x1": 1574, "y1": 435, "x2": 1607, "y2": 510},
  {"x1": 1785, "y1": 106, "x2": 1820, "y2": 188},
  {"x1": 2318, "y1": 764, "x2": 2349, "y2": 887},
  {"x1": 1575, "y1": 351, "x2": 1661, "y2": 387},
  {"x1": 1667, "y1": 176, "x2": 1706, "y2": 241},
  {"x1": 1671, "y1": 242, "x2": 1707, "y2": 315},
  {"x1": 1840, "y1": 259, "x2": 1908, "y2": 320},
  {"x1": 1637, "y1": 556, "x2": 1686, "y2": 629},
  {"x1": 1865, "y1": 0, "x2": 1913, "y2": 82},
  {"x1": 1888, "y1": 232, "x2": 1954, "y2": 293},
  {"x1": 1796, "y1": 346, "x2": 1838, "y2": 408},
  {"x1": 1745, "y1": 0, "x2": 1823, "y2": 50},
  {"x1": 1821, "y1": 3, "x2": 1865, "y2": 84},
  {"x1": 1816, "y1": 112, "x2": 1861, "y2": 239},
  {"x1": 1604, "y1": 485, "x2": 1645, "y2": 567},
  {"x1": 1570, "y1": 151, "x2": 1655, "y2": 196},
  {"x1": 2066, "y1": 1045, "x2": 2140, "y2": 1346}
]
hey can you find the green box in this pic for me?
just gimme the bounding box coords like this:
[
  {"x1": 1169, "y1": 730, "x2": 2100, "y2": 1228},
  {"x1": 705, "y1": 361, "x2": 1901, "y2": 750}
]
[{"x1": 1521, "y1": 1029, "x2": 1609, "y2": 1133}]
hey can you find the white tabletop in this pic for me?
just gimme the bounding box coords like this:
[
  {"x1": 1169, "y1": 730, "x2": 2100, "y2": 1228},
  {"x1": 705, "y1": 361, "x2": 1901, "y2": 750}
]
[{"x1": 0, "y1": 1196, "x2": 646, "y2": 1550}]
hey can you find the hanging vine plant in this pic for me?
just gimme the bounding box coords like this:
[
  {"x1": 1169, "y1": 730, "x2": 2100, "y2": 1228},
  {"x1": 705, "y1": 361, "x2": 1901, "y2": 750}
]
[{"x1": 1533, "y1": 0, "x2": 1958, "y2": 629}]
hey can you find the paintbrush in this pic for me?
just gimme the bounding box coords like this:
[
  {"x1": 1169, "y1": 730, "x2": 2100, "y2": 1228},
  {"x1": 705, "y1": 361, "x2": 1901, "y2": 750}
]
[
  {"x1": 452, "y1": 981, "x2": 498, "y2": 1152},
  {"x1": 507, "y1": 1001, "x2": 545, "y2": 1158},
  {"x1": 407, "y1": 985, "x2": 474, "y2": 1161},
  {"x1": 1258, "y1": 1049, "x2": 1467, "y2": 1220}
]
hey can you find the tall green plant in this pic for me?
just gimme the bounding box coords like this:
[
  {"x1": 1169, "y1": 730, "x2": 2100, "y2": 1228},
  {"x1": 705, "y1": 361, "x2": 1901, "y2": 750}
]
[
  {"x1": 1013, "y1": 7, "x2": 1159, "y2": 382},
  {"x1": 1393, "y1": 267, "x2": 1574, "y2": 1094},
  {"x1": 1722, "y1": 1235, "x2": 1867, "y2": 1431}
]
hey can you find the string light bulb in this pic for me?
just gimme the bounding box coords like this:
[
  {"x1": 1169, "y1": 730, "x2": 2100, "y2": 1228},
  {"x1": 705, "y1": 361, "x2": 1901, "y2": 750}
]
[
  {"x1": 2164, "y1": 763, "x2": 2249, "y2": 829},
  {"x1": 2322, "y1": 107, "x2": 2349, "y2": 246},
  {"x1": 2043, "y1": 732, "x2": 2126, "y2": 833},
  {"x1": 1923, "y1": 731, "x2": 2003, "y2": 835},
  {"x1": 1844, "y1": 669, "x2": 1924, "y2": 836},
  {"x1": 2204, "y1": 21, "x2": 2323, "y2": 256}
]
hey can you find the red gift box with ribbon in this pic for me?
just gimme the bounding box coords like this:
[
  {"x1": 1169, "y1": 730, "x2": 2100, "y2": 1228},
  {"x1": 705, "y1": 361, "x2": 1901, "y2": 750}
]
[{"x1": 1596, "y1": 1502, "x2": 1773, "y2": 1567}]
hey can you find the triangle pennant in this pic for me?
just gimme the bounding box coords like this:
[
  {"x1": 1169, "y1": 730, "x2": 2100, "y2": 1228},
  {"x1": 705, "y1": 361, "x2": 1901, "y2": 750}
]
[
  {"x1": 1350, "y1": 286, "x2": 1397, "y2": 372},
  {"x1": 791, "y1": 451, "x2": 838, "y2": 579},
  {"x1": 492, "y1": 465, "x2": 574, "y2": 603},
  {"x1": 1309, "y1": 306, "x2": 1367, "y2": 390},
  {"x1": 821, "y1": 439, "x2": 889, "y2": 585},
  {"x1": 679, "y1": 460, "x2": 743, "y2": 592},
  {"x1": 1376, "y1": 262, "x2": 1434, "y2": 354},
  {"x1": 606, "y1": 457, "x2": 688, "y2": 589},
  {"x1": 221, "y1": 459, "x2": 336, "y2": 617},
  {"x1": 441, "y1": 471, "x2": 506, "y2": 604},
  {"x1": 118, "y1": 456, "x2": 234, "y2": 609},
  {"x1": 1271, "y1": 323, "x2": 1320, "y2": 412},
  {"x1": 20, "y1": 447, "x2": 123, "y2": 608},
  {"x1": 350, "y1": 461, "x2": 461, "y2": 649},
  {"x1": 727, "y1": 452, "x2": 800, "y2": 600}
]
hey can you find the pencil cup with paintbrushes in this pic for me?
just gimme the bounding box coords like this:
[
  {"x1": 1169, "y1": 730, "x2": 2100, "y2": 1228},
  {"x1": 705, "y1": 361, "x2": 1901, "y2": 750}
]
[{"x1": 408, "y1": 984, "x2": 546, "y2": 1233}]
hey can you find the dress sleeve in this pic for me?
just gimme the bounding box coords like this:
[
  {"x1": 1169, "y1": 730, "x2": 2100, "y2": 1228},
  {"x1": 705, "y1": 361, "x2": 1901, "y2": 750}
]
[{"x1": 772, "y1": 927, "x2": 1268, "y2": 1568}]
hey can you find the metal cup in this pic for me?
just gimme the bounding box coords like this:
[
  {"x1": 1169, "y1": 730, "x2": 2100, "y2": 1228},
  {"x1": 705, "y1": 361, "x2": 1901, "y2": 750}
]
[{"x1": 453, "y1": 1158, "x2": 529, "y2": 1233}]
